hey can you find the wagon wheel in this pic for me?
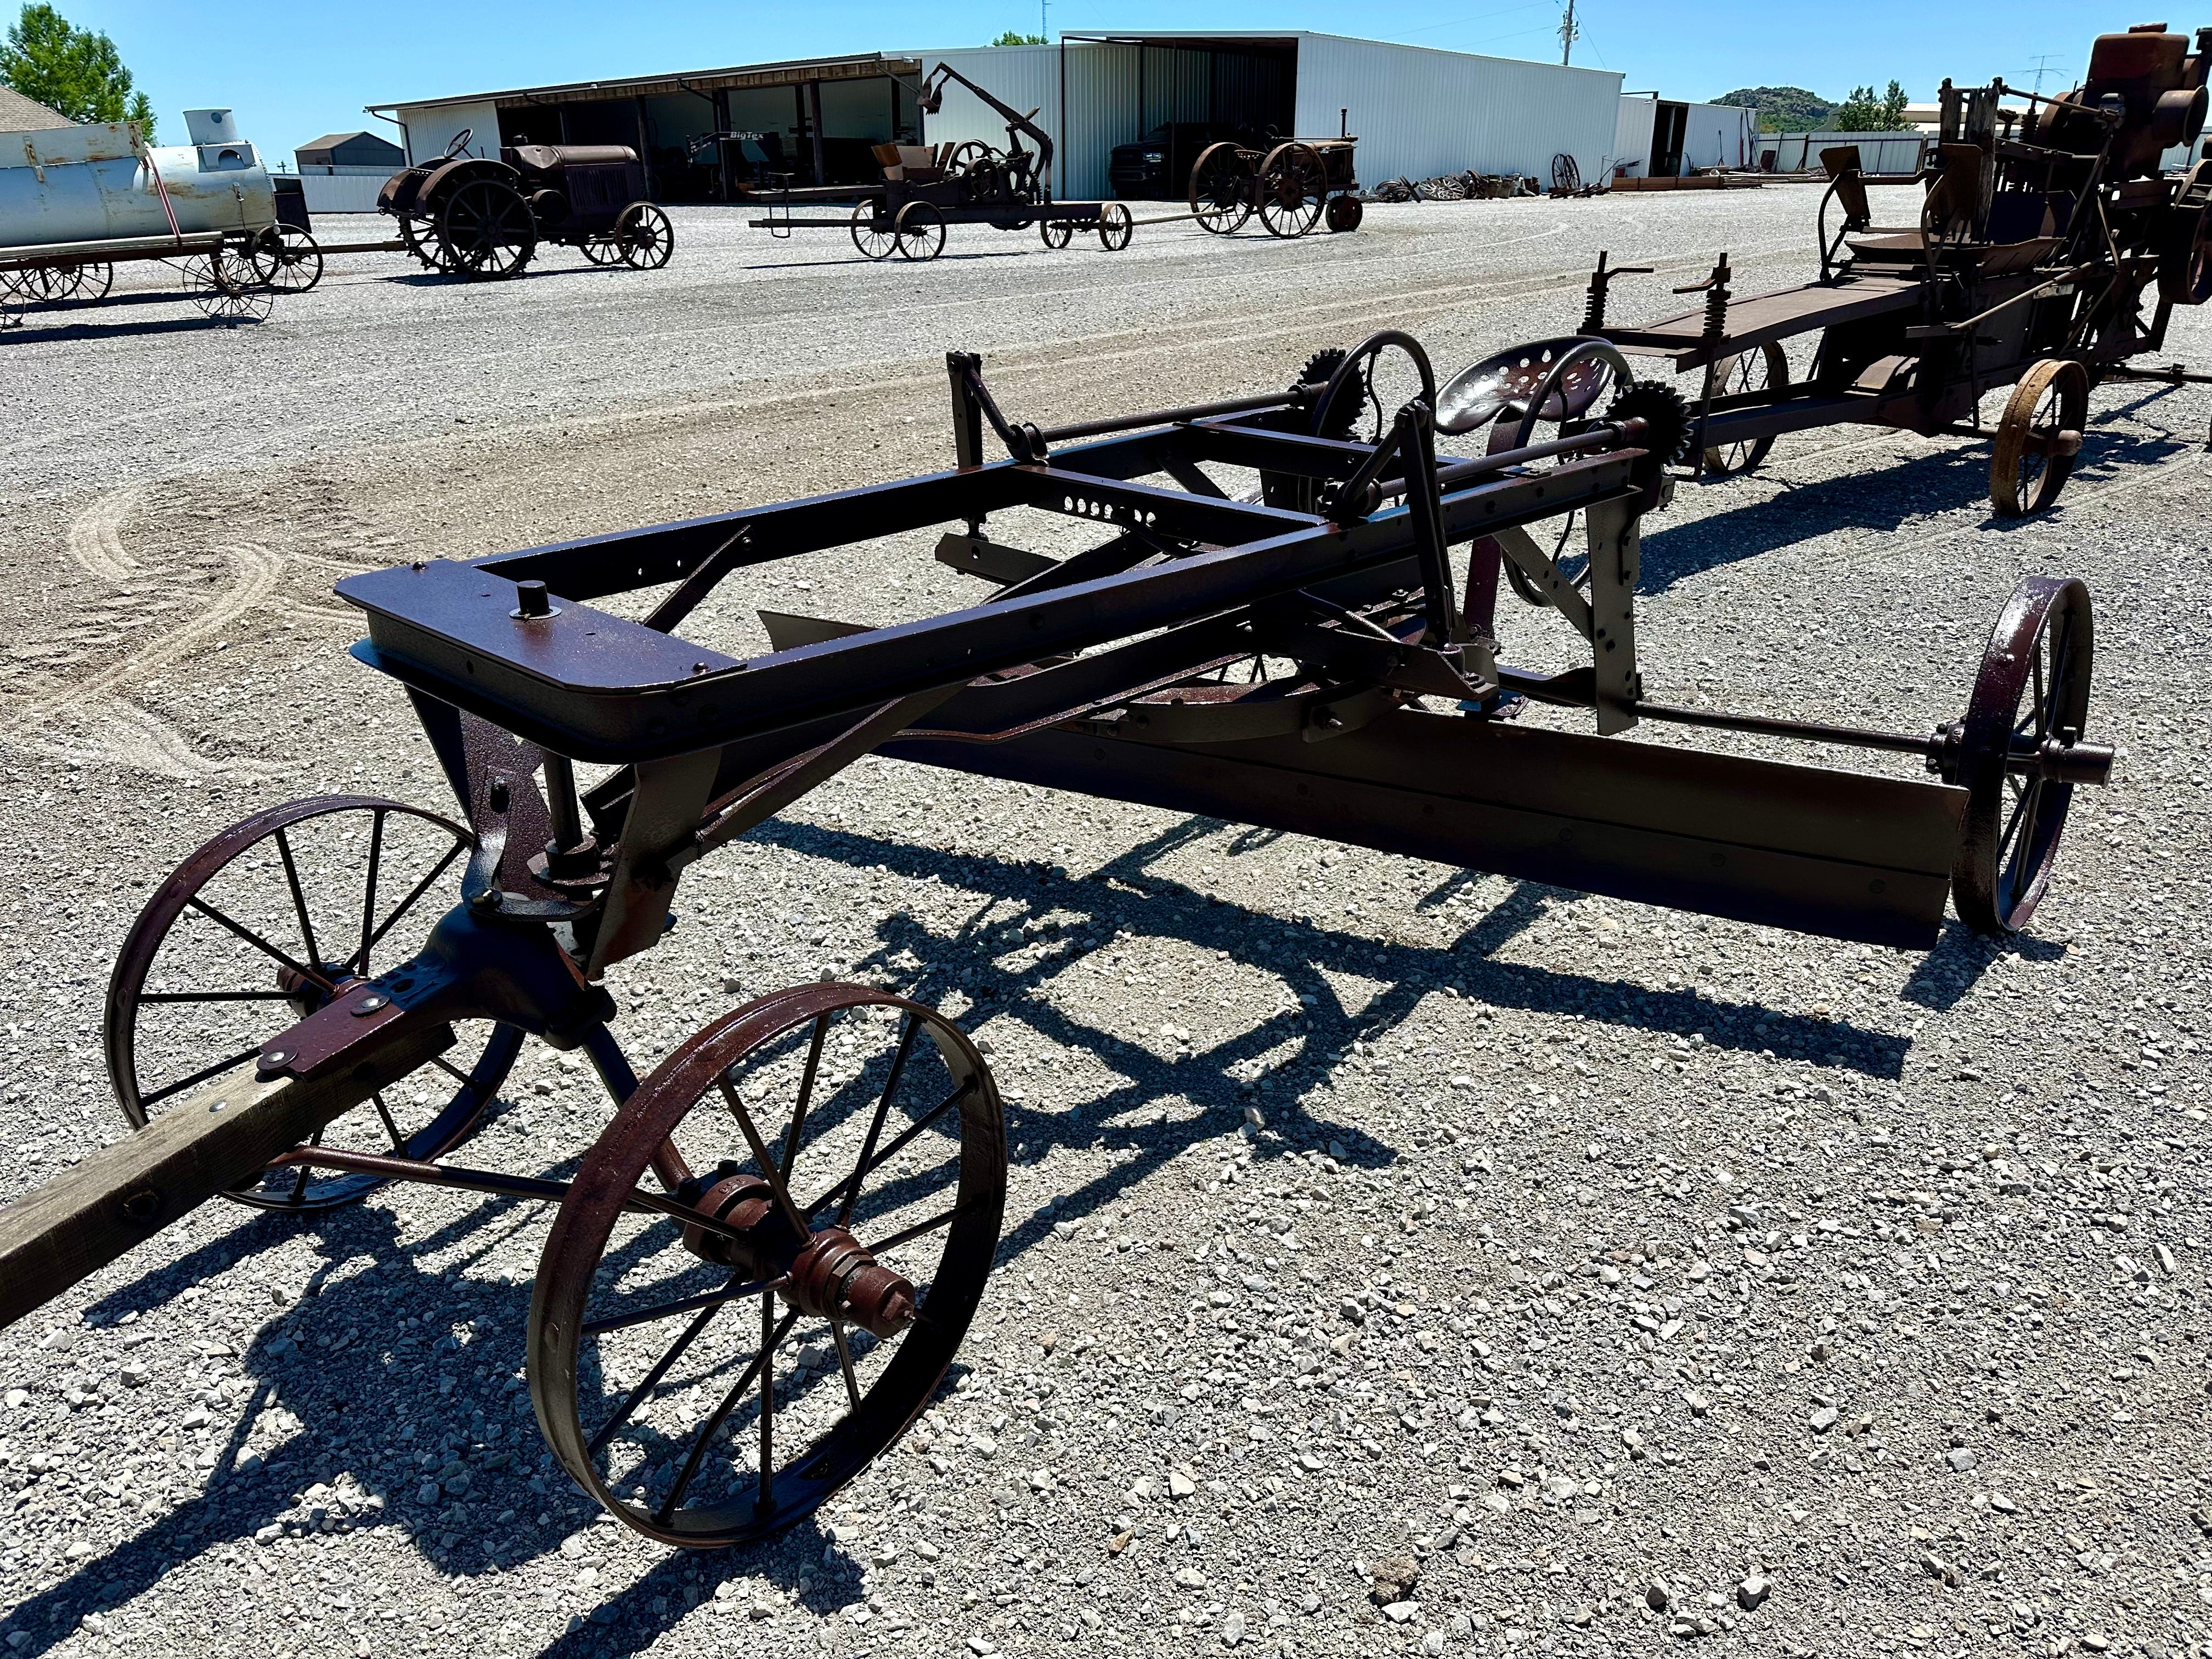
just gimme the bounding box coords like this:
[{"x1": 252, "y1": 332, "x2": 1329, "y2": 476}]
[
  {"x1": 1551, "y1": 153, "x2": 1582, "y2": 195},
  {"x1": 397, "y1": 214, "x2": 448, "y2": 271},
  {"x1": 1989, "y1": 359, "x2": 2089, "y2": 517},
  {"x1": 0, "y1": 263, "x2": 59, "y2": 304},
  {"x1": 848, "y1": 202, "x2": 896, "y2": 261},
  {"x1": 531, "y1": 982, "x2": 1005, "y2": 1547},
  {"x1": 1097, "y1": 201, "x2": 1134, "y2": 252},
  {"x1": 1038, "y1": 217, "x2": 1073, "y2": 250},
  {"x1": 580, "y1": 234, "x2": 622, "y2": 266},
  {"x1": 1324, "y1": 194, "x2": 1364, "y2": 233},
  {"x1": 894, "y1": 200, "x2": 946, "y2": 262},
  {"x1": 249, "y1": 225, "x2": 324, "y2": 294},
  {"x1": 616, "y1": 202, "x2": 676, "y2": 270},
  {"x1": 1257, "y1": 143, "x2": 1327, "y2": 239},
  {"x1": 190, "y1": 250, "x2": 276, "y2": 323},
  {"x1": 1310, "y1": 329, "x2": 1437, "y2": 446},
  {"x1": 1699, "y1": 342, "x2": 1788, "y2": 475},
  {"x1": 1189, "y1": 142, "x2": 1252, "y2": 234},
  {"x1": 70, "y1": 260, "x2": 114, "y2": 304},
  {"x1": 105, "y1": 796, "x2": 523, "y2": 1211},
  {"x1": 437, "y1": 178, "x2": 537, "y2": 279},
  {"x1": 1945, "y1": 577, "x2": 2094, "y2": 934}
]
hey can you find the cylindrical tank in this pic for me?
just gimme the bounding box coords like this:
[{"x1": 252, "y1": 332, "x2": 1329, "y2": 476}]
[{"x1": 0, "y1": 110, "x2": 275, "y2": 252}]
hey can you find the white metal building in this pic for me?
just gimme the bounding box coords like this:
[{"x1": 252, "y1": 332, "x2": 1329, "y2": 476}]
[
  {"x1": 1613, "y1": 95, "x2": 1760, "y2": 178},
  {"x1": 374, "y1": 33, "x2": 1626, "y2": 204}
]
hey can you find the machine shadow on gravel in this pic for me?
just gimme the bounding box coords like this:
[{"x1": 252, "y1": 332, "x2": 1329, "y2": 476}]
[
  {"x1": 0, "y1": 312, "x2": 272, "y2": 346},
  {"x1": 1899, "y1": 917, "x2": 2065, "y2": 1011}
]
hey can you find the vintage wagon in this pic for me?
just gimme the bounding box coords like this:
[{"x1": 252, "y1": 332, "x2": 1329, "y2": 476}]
[
  {"x1": 0, "y1": 108, "x2": 320, "y2": 321},
  {"x1": 0, "y1": 328, "x2": 2111, "y2": 1548},
  {"x1": 1189, "y1": 126, "x2": 1363, "y2": 236},
  {"x1": 378, "y1": 132, "x2": 674, "y2": 279},
  {"x1": 1575, "y1": 24, "x2": 2212, "y2": 512}
]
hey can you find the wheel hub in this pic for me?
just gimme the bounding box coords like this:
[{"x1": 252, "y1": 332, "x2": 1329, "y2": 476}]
[{"x1": 677, "y1": 1165, "x2": 917, "y2": 1339}]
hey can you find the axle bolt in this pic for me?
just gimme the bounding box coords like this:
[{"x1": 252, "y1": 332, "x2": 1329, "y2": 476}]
[{"x1": 511, "y1": 580, "x2": 558, "y2": 620}]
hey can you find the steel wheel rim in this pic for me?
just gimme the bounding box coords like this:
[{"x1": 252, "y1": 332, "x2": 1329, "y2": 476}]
[
  {"x1": 849, "y1": 203, "x2": 895, "y2": 261},
  {"x1": 1950, "y1": 577, "x2": 2094, "y2": 933},
  {"x1": 1098, "y1": 202, "x2": 1133, "y2": 251},
  {"x1": 1700, "y1": 342, "x2": 1785, "y2": 475},
  {"x1": 1039, "y1": 218, "x2": 1072, "y2": 250},
  {"x1": 1257, "y1": 143, "x2": 1326, "y2": 238},
  {"x1": 442, "y1": 180, "x2": 535, "y2": 278},
  {"x1": 531, "y1": 983, "x2": 1005, "y2": 1547},
  {"x1": 619, "y1": 204, "x2": 674, "y2": 269},
  {"x1": 895, "y1": 202, "x2": 945, "y2": 262},
  {"x1": 1991, "y1": 360, "x2": 2088, "y2": 517},
  {"x1": 105, "y1": 794, "x2": 521, "y2": 1210}
]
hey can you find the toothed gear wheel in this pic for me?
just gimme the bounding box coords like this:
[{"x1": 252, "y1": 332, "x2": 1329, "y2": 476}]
[
  {"x1": 1603, "y1": 380, "x2": 1694, "y2": 471},
  {"x1": 1297, "y1": 347, "x2": 1347, "y2": 392}
]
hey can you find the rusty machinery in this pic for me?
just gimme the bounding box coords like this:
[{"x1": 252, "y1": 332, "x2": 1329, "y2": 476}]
[
  {"x1": 377, "y1": 129, "x2": 674, "y2": 280},
  {"x1": 0, "y1": 331, "x2": 2113, "y2": 1547},
  {"x1": 748, "y1": 63, "x2": 1136, "y2": 260},
  {"x1": 1188, "y1": 120, "x2": 1364, "y2": 237},
  {"x1": 1572, "y1": 23, "x2": 2212, "y2": 512}
]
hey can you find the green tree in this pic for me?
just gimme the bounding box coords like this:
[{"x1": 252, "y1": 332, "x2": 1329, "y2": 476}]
[
  {"x1": 0, "y1": 3, "x2": 154, "y2": 137},
  {"x1": 1832, "y1": 79, "x2": 1910, "y2": 132},
  {"x1": 992, "y1": 30, "x2": 1047, "y2": 44}
]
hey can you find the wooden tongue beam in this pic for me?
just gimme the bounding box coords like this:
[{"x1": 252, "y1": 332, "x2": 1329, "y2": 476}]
[{"x1": 0, "y1": 1022, "x2": 453, "y2": 1333}]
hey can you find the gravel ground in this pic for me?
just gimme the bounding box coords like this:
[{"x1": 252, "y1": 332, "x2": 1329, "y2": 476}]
[{"x1": 1, "y1": 192, "x2": 2209, "y2": 1659}]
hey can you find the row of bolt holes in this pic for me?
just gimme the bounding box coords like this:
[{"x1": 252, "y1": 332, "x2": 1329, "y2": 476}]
[{"x1": 1062, "y1": 496, "x2": 1148, "y2": 524}]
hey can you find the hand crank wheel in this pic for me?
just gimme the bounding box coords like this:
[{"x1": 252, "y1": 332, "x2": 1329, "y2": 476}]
[
  {"x1": 1945, "y1": 576, "x2": 2094, "y2": 935},
  {"x1": 1989, "y1": 358, "x2": 2088, "y2": 517},
  {"x1": 105, "y1": 795, "x2": 522, "y2": 1211},
  {"x1": 531, "y1": 983, "x2": 1005, "y2": 1547}
]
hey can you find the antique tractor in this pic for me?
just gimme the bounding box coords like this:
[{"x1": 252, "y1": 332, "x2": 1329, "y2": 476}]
[
  {"x1": 378, "y1": 131, "x2": 675, "y2": 280},
  {"x1": 1189, "y1": 125, "x2": 1363, "y2": 236}
]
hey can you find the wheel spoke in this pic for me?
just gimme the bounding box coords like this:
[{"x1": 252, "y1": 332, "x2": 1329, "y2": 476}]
[
  {"x1": 588, "y1": 1295, "x2": 726, "y2": 1457},
  {"x1": 136, "y1": 989, "x2": 298, "y2": 1004},
  {"x1": 346, "y1": 840, "x2": 465, "y2": 973},
  {"x1": 839, "y1": 1014, "x2": 919, "y2": 1228},
  {"x1": 285, "y1": 1126, "x2": 325, "y2": 1206},
  {"x1": 781, "y1": 1013, "x2": 832, "y2": 1187},
  {"x1": 185, "y1": 896, "x2": 332, "y2": 992},
  {"x1": 583, "y1": 1274, "x2": 782, "y2": 1338},
  {"x1": 273, "y1": 827, "x2": 321, "y2": 970},
  {"x1": 358, "y1": 810, "x2": 385, "y2": 974},
  {"x1": 829, "y1": 1319, "x2": 864, "y2": 1413},
  {"x1": 654, "y1": 1303, "x2": 799, "y2": 1524},
  {"x1": 865, "y1": 1191, "x2": 994, "y2": 1257},
  {"x1": 370, "y1": 1091, "x2": 408, "y2": 1153},
  {"x1": 718, "y1": 1075, "x2": 810, "y2": 1237},
  {"x1": 803, "y1": 1080, "x2": 970, "y2": 1218},
  {"x1": 138, "y1": 1042, "x2": 268, "y2": 1107},
  {"x1": 758, "y1": 1291, "x2": 776, "y2": 1510}
]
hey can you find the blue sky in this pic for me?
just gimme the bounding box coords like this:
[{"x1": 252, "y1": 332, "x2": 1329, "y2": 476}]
[{"x1": 31, "y1": 0, "x2": 2175, "y2": 155}]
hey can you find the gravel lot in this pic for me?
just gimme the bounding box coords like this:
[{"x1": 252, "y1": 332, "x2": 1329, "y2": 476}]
[{"x1": 1, "y1": 191, "x2": 2209, "y2": 1659}]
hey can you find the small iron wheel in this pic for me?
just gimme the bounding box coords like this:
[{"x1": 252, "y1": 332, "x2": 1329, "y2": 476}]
[
  {"x1": 849, "y1": 202, "x2": 896, "y2": 261},
  {"x1": 249, "y1": 225, "x2": 324, "y2": 294},
  {"x1": 1698, "y1": 342, "x2": 1787, "y2": 476},
  {"x1": 190, "y1": 249, "x2": 276, "y2": 323},
  {"x1": 531, "y1": 983, "x2": 1005, "y2": 1547},
  {"x1": 1097, "y1": 201, "x2": 1134, "y2": 252},
  {"x1": 1039, "y1": 217, "x2": 1073, "y2": 250},
  {"x1": 1946, "y1": 577, "x2": 2094, "y2": 934},
  {"x1": 1989, "y1": 358, "x2": 2089, "y2": 517},
  {"x1": 2157, "y1": 178, "x2": 2212, "y2": 304},
  {"x1": 580, "y1": 234, "x2": 621, "y2": 266},
  {"x1": 105, "y1": 795, "x2": 522, "y2": 1211},
  {"x1": 437, "y1": 178, "x2": 537, "y2": 279},
  {"x1": 70, "y1": 260, "x2": 114, "y2": 304},
  {"x1": 616, "y1": 202, "x2": 676, "y2": 270},
  {"x1": 1257, "y1": 142, "x2": 1328, "y2": 239},
  {"x1": 1324, "y1": 193, "x2": 1364, "y2": 233},
  {"x1": 1189, "y1": 142, "x2": 1252, "y2": 234},
  {"x1": 894, "y1": 200, "x2": 946, "y2": 262}
]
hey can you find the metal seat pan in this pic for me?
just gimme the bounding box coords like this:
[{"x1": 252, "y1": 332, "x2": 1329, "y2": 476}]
[{"x1": 1436, "y1": 336, "x2": 1616, "y2": 433}]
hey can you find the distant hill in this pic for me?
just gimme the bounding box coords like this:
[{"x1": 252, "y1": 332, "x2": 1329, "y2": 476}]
[{"x1": 1712, "y1": 86, "x2": 1835, "y2": 132}]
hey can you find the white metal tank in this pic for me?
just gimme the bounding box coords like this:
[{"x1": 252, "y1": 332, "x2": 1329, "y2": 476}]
[{"x1": 0, "y1": 110, "x2": 276, "y2": 252}]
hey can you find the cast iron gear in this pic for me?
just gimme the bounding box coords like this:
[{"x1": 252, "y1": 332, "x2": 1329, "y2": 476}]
[{"x1": 1601, "y1": 379, "x2": 1694, "y2": 471}]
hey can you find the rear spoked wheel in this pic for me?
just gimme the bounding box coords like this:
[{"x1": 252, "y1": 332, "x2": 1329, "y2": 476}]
[
  {"x1": 105, "y1": 795, "x2": 521, "y2": 1211},
  {"x1": 894, "y1": 200, "x2": 946, "y2": 262},
  {"x1": 1990, "y1": 358, "x2": 2089, "y2": 517},
  {"x1": 1189, "y1": 143, "x2": 1252, "y2": 234},
  {"x1": 531, "y1": 983, "x2": 1005, "y2": 1547}
]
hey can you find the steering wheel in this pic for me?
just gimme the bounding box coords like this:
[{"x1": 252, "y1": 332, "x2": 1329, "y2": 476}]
[{"x1": 440, "y1": 128, "x2": 475, "y2": 161}]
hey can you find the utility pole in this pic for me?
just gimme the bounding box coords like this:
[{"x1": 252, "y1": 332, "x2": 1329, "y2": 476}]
[
  {"x1": 1559, "y1": 0, "x2": 1578, "y2": 66},
  {"x1": 2024, "y1": 53, "x2": 2059, "y2": 96},
  {"x1": 1040, "y1": 0, "x2": 1049, "y2": 42}
]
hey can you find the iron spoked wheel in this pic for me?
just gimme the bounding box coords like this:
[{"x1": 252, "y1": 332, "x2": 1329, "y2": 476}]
[
  {"x1": 2158, "y1": 196, "x2": 2212, "y2": 305},
  {"x1": 71, "y1": 261, "x2": 113, "y2": 304},
  {"x1": 1990, "y1": 358, "x2": 2090, "y2": 518},
  {"x1": 1097, "y1": 201, "x2": 1134, "y2": 252},
  {"x1": 105, "y1": 795, "x2": 522, "y2": 1211},
  {"x1": 615, "y1": 202, "x2": 676, "y2": 270},
  {"x1": 1698, "y1": 342, "x2": 1788, "y2": 476},
  {"x1": 1257, "y1": 143, "x2": 1328, "y2": 239},
  {"x1": 190, "y1": 250, "x2": 276, "y2": 323},
  {"x1": 1551, "y1": 152, "x2": 1582, "y2": 195},
  {"x1": 1190, "y1": 143, "x2": 1252, "y2": 235},
  {"x1": 1039, "y1": 217, "x2": 1073, "y2": 250},
  {"x1": 580, "y1": 234, "x2": 622, "y2": 266},
  {"x1": 437, "y1": 179, "x2": 537, "y2": 280},
  {"x1": 849, "y1": 202, "x2": 896, "y2": 261},
  {"x1": 1948, "y1": 577, "x2": 2094, "y2": 935},
  {"x1": 249, "y1": 226, "x2": 324, "y2": 294},
  {"x1": 894, "y1": 200, "x2": 946, "y2": 262},
  {"x1": 397, "y1": 215, "x2": 449, "y2": 272},
  {"x1": 531, "y1": 983, "x2": 1006, "y2": 1548}
]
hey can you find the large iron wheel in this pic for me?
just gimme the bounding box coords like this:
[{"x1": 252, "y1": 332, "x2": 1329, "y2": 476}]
[
  {"x1": 894, "y1": 200, "x2": 946, "y2": 262},
  {"x1": 1190, "y1": 143, "x2": 1252, "y2": 234},
  {"x1": 1097, "y1": 201, "x2": 1134, "y2": 251},
  {"x1": 105, "y1": 796, "x2": 522, "y2": 1211},
  {"x1": 1990, "y1": 358, "x2": 2089, "y2": 517},
  {"x1": 2158, "y1": 176, "x2": 2212, "y2": 304},
  {"x1": 1551, "y1": 152, "x2": 1582, "y2": 195},
  {"x1": 1699, "y1": 342, "x2": 1788, "y2": 476},
  {"x1": 1947, "y1": 577, "x2": 2094, "y2": 934},
  {"x1": 249, "y1": 225, "x2": 324, "y2": 294},
  {"x1": 849, "y1": 202, "x2": 895, "y2": 261},
  {"x1": 437, "y1": 178, "x2": 537, "y2": 280},
  {"x1": 616, "y1": 201, "x2": 675, "y2": 270},
  {"x1": 1257, "y1": 143, "x2": 1327, "y2": 239},
  {"x1": 531, "y1": 983, "x2": 1005, "y2": 1547}
]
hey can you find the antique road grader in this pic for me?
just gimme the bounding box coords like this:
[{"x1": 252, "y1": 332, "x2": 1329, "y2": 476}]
[
  {"x1": 1573, "y1": 23, "x2": 2212, "y2": 512},
  {"x1": 0, "y1": 330, "x2": 2111, "y2": 1548},
  {"x1": 748, "y1": 64, "x2": 1135, "y2": 260},
  {"x1": 378, "y1": 131, "x2": 675, "y2": 279}
]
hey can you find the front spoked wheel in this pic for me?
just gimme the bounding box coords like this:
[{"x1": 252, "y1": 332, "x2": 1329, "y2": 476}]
[
  {"x1": 104, "y1": 795, "x2": 521, "y2": 1211},
  {"x1": 531, "y1": 983, "x2": 1005, "y2": 1547}
]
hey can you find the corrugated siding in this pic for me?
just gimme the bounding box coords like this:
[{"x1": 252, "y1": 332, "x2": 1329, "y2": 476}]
[
  {"x1": 1613, "y1": 97, "x2": 1656, "y2": 177},
  {"x1": 1064, "y1": 42, "x2": 1140, "y2": 200},
  {"x1": 1291, "y1": 33, "x2": 1623, "y2": 185},
  {"x1": 1759, "y1": 130, "x2": 1929, "y2": 174},
  {"x1": 397, "y1": 101, "x2": 499, "y2": 166},
  {"x1": 1675, "y1": 101, "x2": 1757, "y2": 170},
  {"x1": 915, "y1": 46, "x2": 1066, "y2": 191}
]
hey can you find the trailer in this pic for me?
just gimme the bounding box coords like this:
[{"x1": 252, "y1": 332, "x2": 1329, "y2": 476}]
[
  {"x1": 0, "y1": 328, "x2": 2112, "y2": 1549},
  {"x1": 1576, "y1": 25, "x2": 2212, "y2": 514}
]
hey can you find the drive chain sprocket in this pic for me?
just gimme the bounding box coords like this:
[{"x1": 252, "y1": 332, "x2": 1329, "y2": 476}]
[{"x1": 1602, "y1": 379, "x2": 1694, "y2": 472}]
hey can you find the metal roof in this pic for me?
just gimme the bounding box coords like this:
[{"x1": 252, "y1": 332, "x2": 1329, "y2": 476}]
[{"x1": 369, "y1": 52, "x2": 924, "y2": 115}]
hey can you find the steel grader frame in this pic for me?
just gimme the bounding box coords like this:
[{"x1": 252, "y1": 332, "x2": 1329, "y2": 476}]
[
  {"x1": 1575, "y1": 24, "x2": 2212, "y2": 512},
  {"x1": 0, "y1": 330, "x2": 2113, "y2": 1550}
]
